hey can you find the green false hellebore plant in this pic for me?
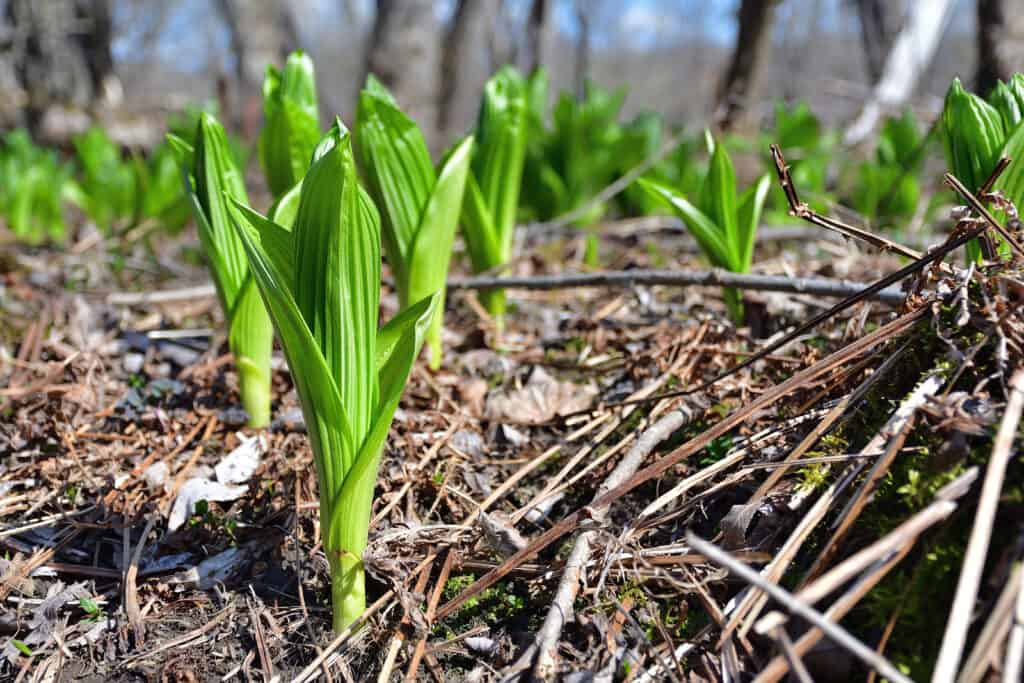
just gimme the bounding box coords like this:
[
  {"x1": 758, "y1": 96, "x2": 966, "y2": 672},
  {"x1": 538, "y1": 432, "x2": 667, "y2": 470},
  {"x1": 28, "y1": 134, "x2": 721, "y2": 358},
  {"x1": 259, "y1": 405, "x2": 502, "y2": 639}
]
[
  {"x1": 259, "y1": 51, "x2": 320, "y2": 202},
  {"x1": 460, "y1": 66, "x2": 529, "y2": 329},
  {"x1": 940, "y1": 78, "x2": 1007, "y2": 261},
  {"x1": 168, "y1": 114, "x2": 273, "y2": 427},
  {"x1": 229, "y1": 121, "x2": 437, "y2": 631},
  {"x1": 355, "y1": 76, "x2": 473, "y2": 369},
  {"x1": 638, "y1": 133, "x2": 769, "y2": 323}
]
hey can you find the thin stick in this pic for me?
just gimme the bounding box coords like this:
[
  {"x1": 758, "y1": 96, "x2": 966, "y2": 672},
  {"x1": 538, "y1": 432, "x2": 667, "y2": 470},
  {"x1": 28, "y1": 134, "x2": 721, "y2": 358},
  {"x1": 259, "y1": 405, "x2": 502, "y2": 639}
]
[
  {"x1": 404, "y1": 551, "x2": 455, "y2": 681},
  {"x1": 377, "y1": 561, "x2": 433, "y2": 683},
  {"x1": 1003, "y1": 563, "x2": 1024, "y2": 682},
  {"x1": 124, "y1": 515, "x2": 158, "y2": 648},
  {"x1": 771, "y1": 144, "x2": 923, "y2": 260},
  {"x1": 686, "y1": 532, "x2": 913, "y2": 683},
  {"x1": 107, "y1": 284, "x2": 217, "y2": 306},
  {"x1": 958, "y1": 561, "x2": 1022, "y2": 683},
  {"x1": 933, "y1": 369, "x2": 1024, "y2": 682},
  {"x1": 754, "y1": 494, "x2": 962, "y2": 634},
  {"x1": 446, "y1": 269, "x2": 904, "y2": 304},
  {"x1": 773, "y1": 628, "x2": 813, "y2": 683}
]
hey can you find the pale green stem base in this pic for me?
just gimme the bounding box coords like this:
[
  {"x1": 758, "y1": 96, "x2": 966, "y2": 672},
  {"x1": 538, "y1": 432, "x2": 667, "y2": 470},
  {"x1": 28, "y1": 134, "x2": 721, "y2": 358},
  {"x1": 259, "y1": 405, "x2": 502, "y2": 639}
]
[
  {"x1": 236, "y1": 355, "x2": 271, "y2": 428},
  {"x1": 480, "y1": 288, "x2": 506, "y2": 335},
  {"x1": 426, "y1": 288, "x2": 445, "y2": 371},
  {"x1": 328, "y1": 550, "x2": 366, "y2": 632},
  {"x1": 723, "y1": 286, "x2": 744, "y2": 325}
]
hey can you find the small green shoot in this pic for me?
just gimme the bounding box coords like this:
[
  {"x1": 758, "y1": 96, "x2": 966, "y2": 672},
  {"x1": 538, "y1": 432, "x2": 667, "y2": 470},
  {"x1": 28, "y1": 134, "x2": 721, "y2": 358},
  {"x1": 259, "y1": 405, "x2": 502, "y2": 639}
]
[{"x1": 638, "y1": 133, "x2": 770, "y2": 323}]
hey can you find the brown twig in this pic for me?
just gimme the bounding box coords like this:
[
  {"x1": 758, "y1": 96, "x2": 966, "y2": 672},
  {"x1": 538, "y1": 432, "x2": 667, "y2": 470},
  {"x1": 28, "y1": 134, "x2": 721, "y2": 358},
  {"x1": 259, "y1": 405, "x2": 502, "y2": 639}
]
[
  {"x1": 933, "y1": 369, "x2": 1024, "y2": 680},
  {"x1": 446, "y1": 268, "x2": 905, "y2": 304}
]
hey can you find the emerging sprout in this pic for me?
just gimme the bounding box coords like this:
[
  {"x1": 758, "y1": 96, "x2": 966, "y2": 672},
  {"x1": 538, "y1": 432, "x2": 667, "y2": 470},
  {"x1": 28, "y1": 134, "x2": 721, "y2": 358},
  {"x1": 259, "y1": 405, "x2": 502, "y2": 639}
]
[
  {"x1": 638, "y1": 133, "x2": 769, "y2": 323},
  {"x1": 355, "y1": 75, "x2": 474, "y2": 369},
  {"x1": 259, "y1": 50, "x2": 320, "y2": 201},
  {"x1": 230, "y1": 121, "x2": 437, "y2": 631},
  {"x1": 460, "y1": 67, "x2": 529, "y2": 330},
  {"x1": 168, "y1": 114, "x2": 273, "y2": 427}
]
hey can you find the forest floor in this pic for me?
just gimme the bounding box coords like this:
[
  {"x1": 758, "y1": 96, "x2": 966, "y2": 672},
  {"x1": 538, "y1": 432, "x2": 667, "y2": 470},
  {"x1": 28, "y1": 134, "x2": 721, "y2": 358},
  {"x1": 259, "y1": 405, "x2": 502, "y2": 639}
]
[{"x1": 2, "y1": 175, "x2": 1024, "y2": 682}]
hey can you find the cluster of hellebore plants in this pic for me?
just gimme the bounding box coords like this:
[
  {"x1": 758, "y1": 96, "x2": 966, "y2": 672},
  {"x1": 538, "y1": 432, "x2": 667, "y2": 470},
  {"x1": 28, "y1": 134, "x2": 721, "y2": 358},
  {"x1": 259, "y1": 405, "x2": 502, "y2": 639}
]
[
  {"x1": 940, "y1": 75, "x2": 1024, "y2": 260},
  {"x1": 170, "y1": 51, "x2": 529, "y2": 631}
]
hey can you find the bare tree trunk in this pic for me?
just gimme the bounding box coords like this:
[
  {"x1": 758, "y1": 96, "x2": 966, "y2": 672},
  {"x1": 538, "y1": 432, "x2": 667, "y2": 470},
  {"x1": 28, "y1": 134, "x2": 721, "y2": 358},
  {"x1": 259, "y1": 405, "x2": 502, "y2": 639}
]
[
  {"x1": 574, "y1": 0, "x2": 590, "y2": 99},
  {"x1": 522, "y1": 0, "x2": 548, "y2": 75},
  {"x1": 439, "y1": 0, "x2": 498, "y2": 139},
  {"x1": 974, "y1": 0, "x2": 1024, "y2": 96},
  {"x1": 844, "y1": 0, "x2": 955, "y2": 144},
  {"x1": 366, "y1": 0, "x2": 441, "y2": 148},
  {"x1": 217, "y1": 0, "x2": 297, "y2": 134},
  {"x1": 1, "y1": 0, "x2": 115, "y2": 135},
  {"x1": 715, "y1": 0, "x2": 780, "y2": 130},
  {"x1": 854, "y1": 0, "x2": 901, "y2": 84}
]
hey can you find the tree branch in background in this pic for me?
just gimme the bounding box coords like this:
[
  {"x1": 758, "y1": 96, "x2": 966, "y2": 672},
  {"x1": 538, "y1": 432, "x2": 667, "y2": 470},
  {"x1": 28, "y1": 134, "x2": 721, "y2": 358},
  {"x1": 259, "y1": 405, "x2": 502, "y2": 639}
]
[
  {"x1": 715, "y1": 0, "x2": 781, "y2": 130},
  {"x1": 439, "y1": 0, "x2": 498, "y2": 139},
  {"x1": 447, "y1": 269, "x2": 905, "y2": 305},
  {"x1": 216, "y1": 0, "x2": 297, "y2": 135},
  {"x1": 573, "y1": 0, "x2": 591, "y2": 100},
  {"x1": 975, "y1": 0, "x2": 1018, "y2": 96},
  {"x1": 3, "y1": 0, "x2": 116, "y2": 136},
  {"x1": 365, "y1": 0, "x2": 441, "y2": 148},
  {"x1": 844, "y1": 0, "x2": 955, "y2": 144},
  {"x1": 854, "y1": 0, "x2": 901, "y2": 85},
  {"x1": 522, "y1": 0, "x2": 548, "y2": 75}
]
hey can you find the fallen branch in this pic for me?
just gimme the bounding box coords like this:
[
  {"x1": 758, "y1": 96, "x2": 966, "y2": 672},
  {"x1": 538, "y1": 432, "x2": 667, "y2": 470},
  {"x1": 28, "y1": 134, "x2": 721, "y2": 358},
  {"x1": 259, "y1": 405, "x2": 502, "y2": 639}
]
[{"x1": 447, "y1": 269, "x2": 905, "y2": 304}]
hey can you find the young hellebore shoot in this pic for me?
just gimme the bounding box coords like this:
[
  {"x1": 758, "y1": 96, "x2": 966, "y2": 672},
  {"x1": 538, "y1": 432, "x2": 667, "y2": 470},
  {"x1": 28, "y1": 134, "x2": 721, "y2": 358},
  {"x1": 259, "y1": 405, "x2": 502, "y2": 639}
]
[
  {"x1": 939, "y1": 75, "x2": 1024, "y2": 260},
  {"x1": 460, "y1": 66, "x2": 529, "y2": 330},
  {"x1": 356, "y1": 76, "x2": 474, "y2": 369},
  {"x1": 638, "y1": 133, "x2": 770, "y2": 323},
  {"x1": 169, "y1": 115, "x2": 274, "y2": 428},
  {"x1": 230, "y1": 120, "x2": 438, "y2": 631}
]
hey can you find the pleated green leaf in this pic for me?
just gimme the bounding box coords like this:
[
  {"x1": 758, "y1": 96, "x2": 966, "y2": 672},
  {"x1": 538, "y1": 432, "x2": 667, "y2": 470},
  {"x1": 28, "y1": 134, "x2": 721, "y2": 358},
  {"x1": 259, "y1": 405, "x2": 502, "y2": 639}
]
[
  {"x1": 996, "y1": 118, "x2": 1024, "y2": 215},
  {"x1": 737, "y1": 174, "x2": 771, "y2": 272},
  {"x1": 989, "y1": 81, "x2": 1022, "y2": 132},
  {"x1": 473, "y1": 66, "x2": 528, "y2": 259},
  {"x1": 259, "y1": 51, "x2": 321, "y2": 199},
  {"x1": 227, "y1": 277, "x2": 273, "y2": 427},
  {"x1": 230, "y1": 201, "x2": 295, "y2": 295},
  {"x1": 700, "y1": 138, "x2": 739, "y2": 269},
  {"x1": 228, "y1": 199, "x2": 354, "y2": 517},
  {"x1": 171, "y1": 115, "x2": 273, "y2": 428},
  {"x1": 355, "y1": 75, "x2": 435, "y2": 293},
  {"x1": 941, "y1": 78, "x2": 1005, "y2": 193},
  {"x1": 408, "y1": 136, "x2": 474, "y2": 366},
  {"x1": 460, "y1": 172, "x2": 503, "y2": 271},
  {"x1": 292, "y1": 120, "x2": 380, "y2": 451},
  {"x1": 329, "y1": 291, "x2": 436, "y2": 554},
  {"x1": 638, "y1": 178, "x2": 731, "y2": 269},
  {"x1": 267, "y1": 178, "x2": 303, "y2": 229},
  {"x1": 192, "y1": 114, "x2": 251, "y2": 309}
]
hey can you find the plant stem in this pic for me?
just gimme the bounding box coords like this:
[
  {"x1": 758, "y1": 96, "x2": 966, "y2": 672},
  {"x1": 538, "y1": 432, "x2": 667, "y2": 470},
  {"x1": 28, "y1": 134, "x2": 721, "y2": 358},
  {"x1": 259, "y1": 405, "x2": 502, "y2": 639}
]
[
  {"x1": 724, "y1": 286, "x2": 744, "y2": 325},
  {"x1": 328, "y1": 549, "x2": 366, "y2": 632},
  {"x1": 426, "y1": 294, "x2": 445, "y2": 371},
  {"x1": 235, "y1": 354, "x2": 271, "y2": 428},
  {"x1": 480, "y1": 288, "x2": 506, "y2": 333}
]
